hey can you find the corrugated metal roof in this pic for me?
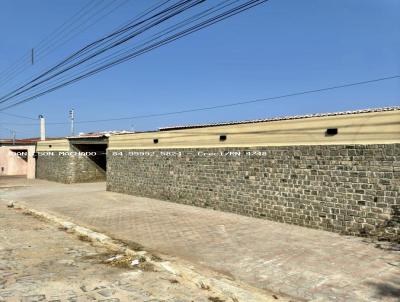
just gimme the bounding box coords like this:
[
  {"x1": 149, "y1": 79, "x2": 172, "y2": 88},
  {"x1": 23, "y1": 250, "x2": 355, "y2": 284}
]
[{"x1": 159, "y1": 106, "x2": 400, "y2": 131}]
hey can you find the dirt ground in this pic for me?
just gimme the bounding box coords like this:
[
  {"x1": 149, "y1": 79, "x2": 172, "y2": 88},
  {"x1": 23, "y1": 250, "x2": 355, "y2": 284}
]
[{"x1": 0, "y1": 206, "x2": 231, "y2": 302}]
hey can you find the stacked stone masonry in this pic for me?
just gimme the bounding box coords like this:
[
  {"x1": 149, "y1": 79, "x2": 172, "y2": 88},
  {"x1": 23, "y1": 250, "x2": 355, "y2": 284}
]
[
  {"x1": 107, "y1": 144, "x2": 400, "y2": 237},
  {"x1": 36, "y1": 152, "x2": 106, "y2": 183}
]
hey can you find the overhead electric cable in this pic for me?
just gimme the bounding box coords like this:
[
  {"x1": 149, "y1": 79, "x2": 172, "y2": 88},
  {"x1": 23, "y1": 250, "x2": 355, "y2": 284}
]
[
  {"x1": 3, "y1": 0, "x2": 239, "y2": 104},
  {"x1": 0, "y1": 0, "x2": 204, "y2": 104},
  {"x1": 35, "y1": 0, "x2": 120, "y2": 57},
  {"x1": 0, "y1": 0, "x2": 172, "y2": 98},
  {"x1": 0, "y1": 0, "x2": 267, "y2": 110},
  {"x1": 63, "y1": 75, "x2": 400, "y2": 123},
  {"x1": 0, "y1": 0, "x2": 130, "y2": 90},
  {"x1": 2, "y1": 74, "x2": 398, "y2": 126},
  {"x1": 0, "y1": 111, "x2": 37, "y2": 120},
  {"x1": 0, "y1": 0, "x2": 97, "y2": 83}
]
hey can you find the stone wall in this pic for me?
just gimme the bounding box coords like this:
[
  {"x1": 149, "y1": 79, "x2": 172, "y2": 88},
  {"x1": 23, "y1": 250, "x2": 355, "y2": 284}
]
[
  {"x1": 36, "y1": 151, "x2": 106, "y2": 183},
  {"x1": 106, "y1": 144, "x2": 400, "y2": 237},
  {"x1": 36, "y1": 152, "x2": 74, "y2": 183}
]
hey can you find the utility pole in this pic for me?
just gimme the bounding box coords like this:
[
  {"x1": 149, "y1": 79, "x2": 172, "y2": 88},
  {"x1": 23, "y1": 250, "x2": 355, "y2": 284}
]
[
  {"x1": 31, "y1": 48, "x2": 35, "y2": 65},
  {"x1": 69, "y1": 109, "x2": 75, "y2": 136},
  {"x1": 11, "y1": 130, "x2": 16, "y2": 145},
  {"x1": 39, "y1": 115, "x2": 46, "y2": 141}
]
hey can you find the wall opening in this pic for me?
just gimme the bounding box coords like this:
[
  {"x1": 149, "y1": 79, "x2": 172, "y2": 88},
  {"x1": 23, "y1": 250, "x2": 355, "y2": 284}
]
[
  {"x1": 11, "y1": 149, "x2": 28, "y2": 162},
  {"x1": 72, "y1": 143, "x2": 107, "y2": 182},
  {"x1": 1, "y1": 149, "x2": 29, "y2": 176},
  {"x1": 325, "y1": 128, "x2": 338, "y2": 136}
]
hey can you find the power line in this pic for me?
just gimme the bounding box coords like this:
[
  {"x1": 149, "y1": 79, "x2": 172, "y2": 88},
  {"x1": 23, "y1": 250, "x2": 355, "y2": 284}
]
[
  {"x1": 34, "y1": 0, "x2": 106, "y2": 55},
  {"x1": 36, "y1": 0, "x2": 130, "y2": 60},
  {"x1": 0, "y1": 0, "x2": 172, "y2": 105},
  {"x1": 0, "y1": 125, "x2": 33, "y2": 137},
  {"x1": 1, "y1": 0, "x2": 236, "y2": 107},
  {"x1": 0, "y1": 111, "x2": 37, "y2": 120},
  {"x1": 1, "y1": 0, "x2": 252, "y2": 109},
  {"x1": 3, "y1": 74, "x2": 399, "y2": 126},
  {"x1": 0, "y1": 0, "x2": 267, "y2": 111},
  {"x1": 0, "y1": 0, "x2": 96, "y2": 84},
  {"x1": 2, "y1": 0, "x2": 396, "y2": 130},
  {"x1": 69, "y1": 74, "x2": 400, "y2": 123},
  {"x1": 0, "y1": 0, "x2": 187, "y2": 120},
  {"x1": 0, "y1": 0, "x2": 204, "y2": 105},
  {"x1": 0, "y1": 0, "x2": 130, "y2": 90},
  {"x1": 0, "y1": 0, "x2": 185, "y2": 98}
]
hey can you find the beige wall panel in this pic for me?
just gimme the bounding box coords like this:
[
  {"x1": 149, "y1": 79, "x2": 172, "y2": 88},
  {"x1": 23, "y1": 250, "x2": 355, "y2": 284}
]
[
  {"x1": 36, "y1": 139, "x2": 71, "y2": 152},
  {"x1": 109, "y1": 110, "x2": 400, "y2": 150}
]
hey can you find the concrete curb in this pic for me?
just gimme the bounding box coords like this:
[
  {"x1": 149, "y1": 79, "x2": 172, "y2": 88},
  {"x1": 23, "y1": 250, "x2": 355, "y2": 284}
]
[{"x1": 8, "y1": 200, "x2": 295, "y2": 302}]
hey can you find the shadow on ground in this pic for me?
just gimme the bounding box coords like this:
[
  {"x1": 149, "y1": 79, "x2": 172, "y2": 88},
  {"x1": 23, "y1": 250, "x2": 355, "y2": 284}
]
[{"x1": 367, "y1": 277, "x2": 400, "y2": 300}]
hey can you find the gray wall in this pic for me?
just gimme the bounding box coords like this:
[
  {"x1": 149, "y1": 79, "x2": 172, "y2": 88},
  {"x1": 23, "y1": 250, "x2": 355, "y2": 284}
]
[
  {"x1": 36, "y1": 151, "x2": 106, "y2": 183},
  {"x1": 106, "y1": 144, "x2": 400, "y2": 237},
  {"x1": 36, "y1": 152, "x2": 74, "y2": 183}
]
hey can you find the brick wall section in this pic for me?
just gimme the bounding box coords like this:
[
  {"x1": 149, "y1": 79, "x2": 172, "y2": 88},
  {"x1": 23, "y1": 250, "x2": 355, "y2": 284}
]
[
  {"x1": 106, "y1": 144, "x2": 400, "y2": 237},
  {"x1": 36, "y1": 152, "x2": 106, "y2": 183}
]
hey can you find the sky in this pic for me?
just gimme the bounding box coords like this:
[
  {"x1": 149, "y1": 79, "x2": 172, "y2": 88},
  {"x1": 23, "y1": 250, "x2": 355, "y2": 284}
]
[{"x1": 0, "y1": 0, "x2": 399, "y2": 138}]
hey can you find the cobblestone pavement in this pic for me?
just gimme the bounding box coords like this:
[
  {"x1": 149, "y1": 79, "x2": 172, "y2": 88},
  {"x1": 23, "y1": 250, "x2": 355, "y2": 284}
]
[
  {"x1": 1, "y1": 177, "x2": 400, "y2": 301},
  {"x1": 0, "y1": 200, "x2": 233, "y2": 302}
]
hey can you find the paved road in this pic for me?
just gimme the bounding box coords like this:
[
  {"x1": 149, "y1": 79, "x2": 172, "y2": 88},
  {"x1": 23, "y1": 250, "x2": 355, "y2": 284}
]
[
  {"x1": 1, "y1": 176, "x2": 399, "y2": 301},
  {"x1": 0, "y1": 198, "x2": 226, "y2": 301}
]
